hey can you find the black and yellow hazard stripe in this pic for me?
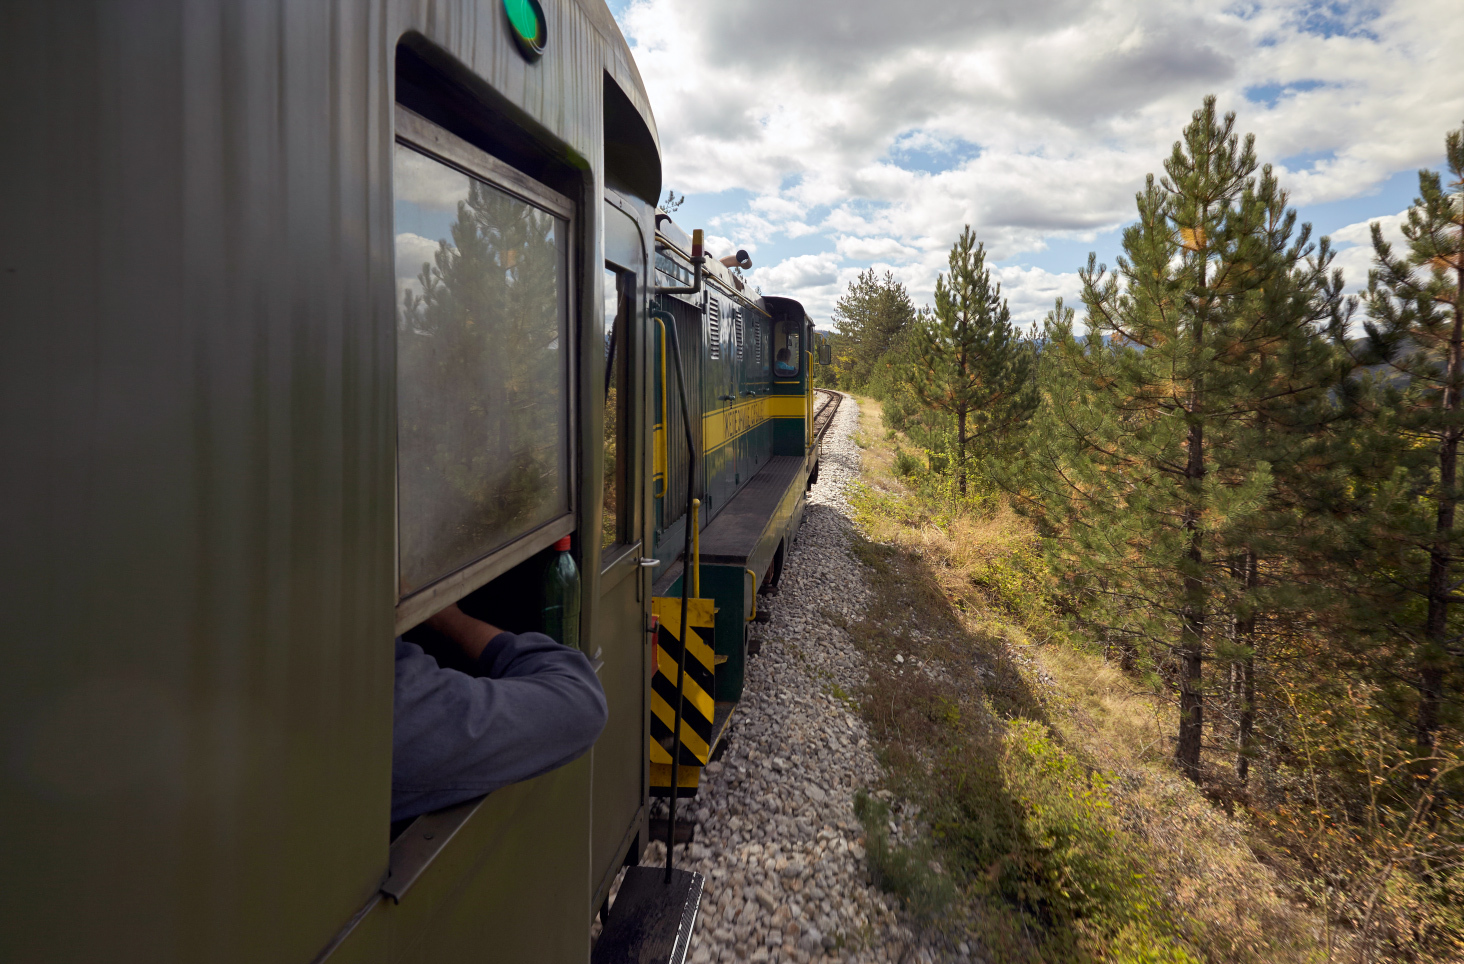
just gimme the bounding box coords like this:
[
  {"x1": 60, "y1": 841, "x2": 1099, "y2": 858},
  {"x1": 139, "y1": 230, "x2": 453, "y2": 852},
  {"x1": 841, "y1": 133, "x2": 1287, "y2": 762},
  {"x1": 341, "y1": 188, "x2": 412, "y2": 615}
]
[{"x1": 649, "y1": 596, "x2": 716, "y2": 794}]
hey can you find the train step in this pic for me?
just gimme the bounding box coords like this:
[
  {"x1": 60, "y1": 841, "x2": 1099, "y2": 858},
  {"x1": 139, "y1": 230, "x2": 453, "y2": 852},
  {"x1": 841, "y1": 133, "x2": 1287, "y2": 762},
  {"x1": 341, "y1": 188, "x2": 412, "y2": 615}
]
[{"x1": 592, "y1": 866, "x2": 705, "y2": 964}]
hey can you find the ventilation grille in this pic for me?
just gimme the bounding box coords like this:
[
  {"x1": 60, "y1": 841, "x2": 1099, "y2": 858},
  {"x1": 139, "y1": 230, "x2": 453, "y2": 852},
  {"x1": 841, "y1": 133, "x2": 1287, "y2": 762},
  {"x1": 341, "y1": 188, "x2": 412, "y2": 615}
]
[
  {"x1": 734, "y1": 308, "x2": 744, "y2": 359},
  {"x1": 708, "y1": 297, "x2": 721, "y2": 361}
]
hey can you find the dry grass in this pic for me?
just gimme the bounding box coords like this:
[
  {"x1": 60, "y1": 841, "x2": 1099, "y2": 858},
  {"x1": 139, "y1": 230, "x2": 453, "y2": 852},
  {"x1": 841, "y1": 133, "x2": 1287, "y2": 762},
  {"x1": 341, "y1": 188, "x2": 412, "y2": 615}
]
[
  {"x1": 1042, "y1": 643, "x2": 1328, "y2": 961},
  {"x1": 844, "y1": 395, "x2": 1328, "y2": 964}
]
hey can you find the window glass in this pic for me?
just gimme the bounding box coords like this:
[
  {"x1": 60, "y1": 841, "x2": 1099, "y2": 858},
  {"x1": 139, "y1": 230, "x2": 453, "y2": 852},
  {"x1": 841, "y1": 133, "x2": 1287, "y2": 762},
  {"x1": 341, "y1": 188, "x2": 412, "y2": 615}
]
[
  {"x1": 393, "y1": 142, "x2": 570, "y2": 596},
  {"x1": 601, "y1": 268, "x2": 629, "y2": 551},
  {"x1": 773, "y1": 319, "x2": 801, "y2": 377}
]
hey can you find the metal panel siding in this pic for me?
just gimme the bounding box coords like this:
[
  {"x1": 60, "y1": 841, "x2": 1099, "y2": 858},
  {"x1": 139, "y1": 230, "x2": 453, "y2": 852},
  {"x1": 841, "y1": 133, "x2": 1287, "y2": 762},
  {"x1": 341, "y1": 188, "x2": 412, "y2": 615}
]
[
  {"x1": 1, "y1": 1, "x2": 660, "y2": 961},
  {"x1": 0, "y1": 3, "x2": 394, "y2": 961}
]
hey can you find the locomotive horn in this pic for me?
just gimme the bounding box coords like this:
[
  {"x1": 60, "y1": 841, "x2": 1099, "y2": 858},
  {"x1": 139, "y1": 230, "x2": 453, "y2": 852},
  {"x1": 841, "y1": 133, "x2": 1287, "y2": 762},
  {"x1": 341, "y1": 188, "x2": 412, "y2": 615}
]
[{"x1": 720, "y1": 249, "x2": 752, "y2": 270}]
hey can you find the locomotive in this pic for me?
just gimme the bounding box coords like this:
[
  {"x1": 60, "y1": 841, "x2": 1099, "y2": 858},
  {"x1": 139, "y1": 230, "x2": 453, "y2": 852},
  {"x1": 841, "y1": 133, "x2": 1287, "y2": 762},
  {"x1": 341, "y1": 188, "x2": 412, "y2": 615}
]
[
  {"x1": 0, "y1": 1, "x2": 823, "y2": 962},
  {"x1": 645, "y1": 216, "x2": 822, "y2": 800}
]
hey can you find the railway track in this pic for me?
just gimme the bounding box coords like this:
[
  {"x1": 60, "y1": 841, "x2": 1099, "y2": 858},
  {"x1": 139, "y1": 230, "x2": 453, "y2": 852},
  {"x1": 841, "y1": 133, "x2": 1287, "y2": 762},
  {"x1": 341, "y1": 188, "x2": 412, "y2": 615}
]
[{"x1": 812, "y1": 388, "x2": 842, "y2": 443}]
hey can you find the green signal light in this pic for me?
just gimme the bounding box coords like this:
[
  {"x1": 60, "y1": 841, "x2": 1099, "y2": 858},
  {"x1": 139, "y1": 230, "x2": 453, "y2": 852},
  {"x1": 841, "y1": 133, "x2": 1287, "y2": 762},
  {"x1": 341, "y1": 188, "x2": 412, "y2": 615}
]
[{"x1": 503, "y1": 0, "x2": 547, "y2": 61}]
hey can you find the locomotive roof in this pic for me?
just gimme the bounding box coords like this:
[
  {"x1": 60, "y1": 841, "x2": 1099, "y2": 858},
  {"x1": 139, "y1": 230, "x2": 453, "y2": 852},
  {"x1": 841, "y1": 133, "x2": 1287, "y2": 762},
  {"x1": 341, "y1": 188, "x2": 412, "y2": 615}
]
[{"x1": 654, "y1": 211, "x2": 781, "y2": 317}]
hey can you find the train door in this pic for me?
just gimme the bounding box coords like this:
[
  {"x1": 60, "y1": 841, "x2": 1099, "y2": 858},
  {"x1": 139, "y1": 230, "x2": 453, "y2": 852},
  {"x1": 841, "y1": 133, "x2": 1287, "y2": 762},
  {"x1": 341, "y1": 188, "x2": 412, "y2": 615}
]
[{"x1": 593, "y1": 195, "x2": 651, "y2": 907}]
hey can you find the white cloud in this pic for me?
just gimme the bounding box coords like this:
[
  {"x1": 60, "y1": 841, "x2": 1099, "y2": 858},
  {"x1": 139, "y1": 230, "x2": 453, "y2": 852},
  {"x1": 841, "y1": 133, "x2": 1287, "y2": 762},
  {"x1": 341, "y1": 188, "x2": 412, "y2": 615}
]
[
  {"x1": 393, "y1": 147, "x2": 470, "y2": 211},
  {"x1": 618, "y1": 0, "x2": 1461, "y2": 320},
  {"x1": 703, "y1": 235, "x2": 738, "y2": 260},
  {"x1": 394, "y1": 232, "x2": 441, "y2": 302},
  {"x1": 1328, "y1": 209, "x2": 1411, "y2": 293},
  {"x1": 992, "y1": 266, "x2": 1086, "y2": 327},
  {"x1": 1329, "y1": 210, "x2": 1410, "y2": 248},
  {"x1": 751, "y1": 253, "x2": 841, "y2": 292},
  {"x1": 834, "y1": 235, "x2": 923, "y2": 262}
]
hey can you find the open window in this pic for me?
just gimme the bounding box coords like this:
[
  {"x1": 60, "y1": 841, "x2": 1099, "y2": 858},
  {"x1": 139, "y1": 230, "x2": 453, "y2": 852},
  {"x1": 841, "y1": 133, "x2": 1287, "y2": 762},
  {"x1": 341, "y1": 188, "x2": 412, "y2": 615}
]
[
  {"x1": 601, "y1": 266, "x2": 631, "y2": 553},
  {"x1": 601, "y1": 199, "x2": 644, "y2": 569},
  {"x1": 392, "y1": 105, "x2": 576, "y2": 632},
  {"x1": 773, "y1": 318, "x2": 802, "y2": 378}
]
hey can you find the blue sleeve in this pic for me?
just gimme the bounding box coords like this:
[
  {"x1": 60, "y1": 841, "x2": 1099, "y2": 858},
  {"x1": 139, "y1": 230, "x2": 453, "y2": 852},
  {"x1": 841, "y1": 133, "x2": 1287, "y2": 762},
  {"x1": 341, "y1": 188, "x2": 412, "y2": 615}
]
[{"x1": 391, "y1": 632, "x2": 608, "y2": 823}]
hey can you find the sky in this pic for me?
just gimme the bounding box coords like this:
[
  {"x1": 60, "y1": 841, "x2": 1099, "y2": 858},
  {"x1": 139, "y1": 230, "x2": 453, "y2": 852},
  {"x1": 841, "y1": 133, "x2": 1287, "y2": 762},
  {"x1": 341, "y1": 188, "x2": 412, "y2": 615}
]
[{"x1": 604, "y1": 0, "x2": 1463, "y2": 330}]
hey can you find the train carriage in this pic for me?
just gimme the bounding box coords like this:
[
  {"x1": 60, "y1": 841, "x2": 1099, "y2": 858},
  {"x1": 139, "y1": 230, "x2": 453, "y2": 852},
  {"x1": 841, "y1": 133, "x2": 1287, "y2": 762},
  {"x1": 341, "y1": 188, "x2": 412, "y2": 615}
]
[{"x1": 0, "y1": 2, "x2": 823, "y2": 962}]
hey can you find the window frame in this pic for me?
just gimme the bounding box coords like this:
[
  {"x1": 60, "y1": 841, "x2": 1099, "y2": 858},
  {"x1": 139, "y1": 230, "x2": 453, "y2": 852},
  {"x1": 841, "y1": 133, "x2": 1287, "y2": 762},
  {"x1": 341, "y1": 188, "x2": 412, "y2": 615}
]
[
  {"x1": 599, "y1": 193, "x2": 649, "y2": 586},
  {"x1": 392, "y1": 105, "x2": 579, "y2": 635},
  {"x1": 599, "y1": 264, "x2": 633, "y2": 556},
  {"x1": 773, "y1": 317, "x2": 803, "y2": 378}
]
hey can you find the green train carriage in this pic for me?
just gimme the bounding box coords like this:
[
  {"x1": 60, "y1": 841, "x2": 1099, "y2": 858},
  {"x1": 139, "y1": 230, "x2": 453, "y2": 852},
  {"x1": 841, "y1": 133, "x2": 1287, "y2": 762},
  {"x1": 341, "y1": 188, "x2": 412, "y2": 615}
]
[{"x1": 1, "y1": 1, "x2": 702, "y2": 962}]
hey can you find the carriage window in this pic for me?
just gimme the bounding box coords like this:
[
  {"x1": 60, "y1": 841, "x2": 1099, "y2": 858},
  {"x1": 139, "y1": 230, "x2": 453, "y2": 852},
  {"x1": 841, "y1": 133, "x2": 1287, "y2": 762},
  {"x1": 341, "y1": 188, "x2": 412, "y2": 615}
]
[
  {"x1": 393, "y1": 141, "x2": 571, "y2": 596},
  {"x1": 773, "y1": 320, "x2": 801, "y2": 377}
]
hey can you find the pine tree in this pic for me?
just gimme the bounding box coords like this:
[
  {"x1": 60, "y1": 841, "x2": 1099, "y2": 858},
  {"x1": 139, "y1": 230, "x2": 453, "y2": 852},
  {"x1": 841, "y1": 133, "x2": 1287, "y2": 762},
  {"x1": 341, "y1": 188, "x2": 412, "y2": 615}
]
[
  {"x1": 907, "y1": 226, "x2": 1035, "y2": 496},
  {"x1": 830, "y1": 269, "x2": 917, "y2": 389},
  {"x1": 1353, "y1": 122, "x2": 1464, "y2": 749},
  {"x1": 1020, "y1": 98, "x2": 1344, "y2": 781},
  {"x1": 1216, "y1": 236, "x2": 1348, "y2": 783}
]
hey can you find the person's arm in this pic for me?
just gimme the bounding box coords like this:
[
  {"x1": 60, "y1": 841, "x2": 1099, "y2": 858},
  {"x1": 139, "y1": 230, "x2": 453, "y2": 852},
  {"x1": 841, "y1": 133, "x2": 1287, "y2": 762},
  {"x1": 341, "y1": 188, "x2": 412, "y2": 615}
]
[
  {"x1": 391, "y1": 608, "x2": 607, "y2": 823},
  {"x1": 423, "y1": 603, "x2": 504, "y2": 660}
]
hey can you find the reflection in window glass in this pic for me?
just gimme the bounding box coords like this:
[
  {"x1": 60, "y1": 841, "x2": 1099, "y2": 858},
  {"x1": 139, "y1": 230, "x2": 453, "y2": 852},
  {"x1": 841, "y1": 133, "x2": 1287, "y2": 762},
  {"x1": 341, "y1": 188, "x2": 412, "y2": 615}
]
[
  {"x1": 601, "y1": 268, "x2": 626, "y2": 551},
  {"x1": 773, "y1": 319, "x2": 801, "y2": 377},
  {"x1": 393, "y1": 142, "x2": 569, "y2": 595}
]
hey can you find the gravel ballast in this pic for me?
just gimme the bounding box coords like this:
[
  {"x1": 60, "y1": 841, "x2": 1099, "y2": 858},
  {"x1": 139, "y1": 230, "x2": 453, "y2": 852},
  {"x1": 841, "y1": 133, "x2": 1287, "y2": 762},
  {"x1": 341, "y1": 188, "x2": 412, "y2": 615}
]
[{"x1": 634, "y1": 395, "x2": 941, "y2": 964}]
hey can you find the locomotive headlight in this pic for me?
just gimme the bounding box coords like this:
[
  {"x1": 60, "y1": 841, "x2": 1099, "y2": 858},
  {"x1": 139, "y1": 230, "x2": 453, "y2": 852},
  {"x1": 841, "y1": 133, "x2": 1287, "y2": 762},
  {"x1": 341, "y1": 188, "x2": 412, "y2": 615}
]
[{"x1": 504, "y1": 0, "x2": 547, "y2": 61}]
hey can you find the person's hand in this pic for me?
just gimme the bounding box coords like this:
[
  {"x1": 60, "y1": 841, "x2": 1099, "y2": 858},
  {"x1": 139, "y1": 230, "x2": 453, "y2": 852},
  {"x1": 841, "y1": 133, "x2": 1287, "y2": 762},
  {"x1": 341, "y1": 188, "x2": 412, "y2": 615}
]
[{"x1": 424, "y1": 603, "x2": 505, "y2": 661}]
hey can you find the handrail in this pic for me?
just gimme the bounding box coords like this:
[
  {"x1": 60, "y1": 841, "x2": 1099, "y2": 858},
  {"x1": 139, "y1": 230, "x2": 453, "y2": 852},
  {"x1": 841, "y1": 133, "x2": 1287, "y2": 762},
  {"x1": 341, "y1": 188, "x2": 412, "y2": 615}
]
[
  {"x1": 691, "y1": 500, "x2": 701, "y2": 598},
  {"x1": 654, "y1": 316, "x2": 669, "y2": 499},
  {"x1": 652, "y1": 305, "x2": 698, "y2": 883},
  {"x1": 655, "y1": 228, "x2": 706, "y2": 296}
]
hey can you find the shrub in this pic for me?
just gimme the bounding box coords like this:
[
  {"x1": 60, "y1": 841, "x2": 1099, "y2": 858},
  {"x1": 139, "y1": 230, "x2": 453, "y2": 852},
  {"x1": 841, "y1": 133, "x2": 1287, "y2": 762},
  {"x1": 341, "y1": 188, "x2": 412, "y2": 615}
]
[{"x1": 893, "y1": 446, "x2": 922, "y2": 478}]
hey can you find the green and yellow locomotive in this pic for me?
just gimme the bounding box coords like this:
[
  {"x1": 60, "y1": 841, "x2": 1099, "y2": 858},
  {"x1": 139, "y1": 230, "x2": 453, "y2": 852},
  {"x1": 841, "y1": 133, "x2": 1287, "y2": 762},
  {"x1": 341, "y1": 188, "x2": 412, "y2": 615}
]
[{"x1": 644, "y1": 219, "x2": 821, "y2": 798}]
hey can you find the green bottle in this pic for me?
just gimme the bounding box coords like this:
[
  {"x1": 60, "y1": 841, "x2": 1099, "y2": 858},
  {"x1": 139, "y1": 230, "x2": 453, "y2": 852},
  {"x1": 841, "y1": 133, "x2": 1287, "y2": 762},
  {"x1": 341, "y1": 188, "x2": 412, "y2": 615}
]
[{"x1": 541, "y1": 535, "x2": 581, "y2": 647}]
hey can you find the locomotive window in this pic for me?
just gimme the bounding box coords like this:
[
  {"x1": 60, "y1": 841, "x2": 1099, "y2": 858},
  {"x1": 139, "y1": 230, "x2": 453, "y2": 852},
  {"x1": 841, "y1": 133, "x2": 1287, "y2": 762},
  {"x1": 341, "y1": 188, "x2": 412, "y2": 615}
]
[
  {"x1": 392, "y1": 132, "x2": 573, "y2": 607},
  {"x1": 773, "y1": 319, "x2": 802, "y2": 377}
]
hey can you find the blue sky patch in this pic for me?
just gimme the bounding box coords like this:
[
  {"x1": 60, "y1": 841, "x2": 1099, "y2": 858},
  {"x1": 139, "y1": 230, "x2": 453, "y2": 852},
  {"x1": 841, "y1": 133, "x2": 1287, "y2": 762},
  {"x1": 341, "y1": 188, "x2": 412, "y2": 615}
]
[
  {"x1": 886, "y1": 134, "x2": 981, "y2": 175},
  {"x1": 1294, "y1": 166, "x2": 1435, "y2": 241},
  {"x1": 1002, "y1": 228, "x2": 1128, "y2": 277},
  {"x1": 1292, "y1": 0, "x2": 1381, "y2": 40},
  {"x1": 1244, "y1": 79, "x2": 1328, "y2": 108}
]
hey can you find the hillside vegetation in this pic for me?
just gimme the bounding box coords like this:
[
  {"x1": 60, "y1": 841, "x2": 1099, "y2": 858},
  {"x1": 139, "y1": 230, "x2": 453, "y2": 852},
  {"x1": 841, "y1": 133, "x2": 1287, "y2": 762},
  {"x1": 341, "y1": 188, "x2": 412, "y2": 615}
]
[
  {"x1": 847, "y1": 398, "x2": 1324, "y2": 962},
  {"x1": 822, "y1": 100, "x2": 1464, "y2": 963}
]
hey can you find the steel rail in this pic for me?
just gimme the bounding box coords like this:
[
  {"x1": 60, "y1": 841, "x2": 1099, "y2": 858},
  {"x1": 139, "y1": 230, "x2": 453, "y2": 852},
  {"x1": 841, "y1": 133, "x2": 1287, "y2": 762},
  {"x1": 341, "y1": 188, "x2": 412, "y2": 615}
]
[{"x1": 811, "y1": 389, "x2": 842, "y2": 443}]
